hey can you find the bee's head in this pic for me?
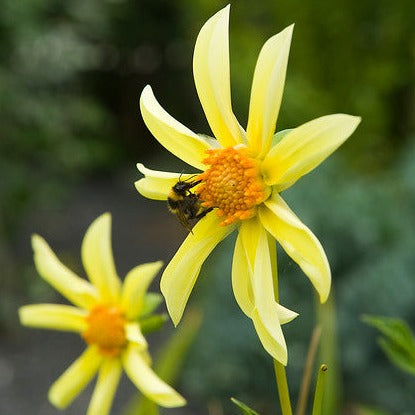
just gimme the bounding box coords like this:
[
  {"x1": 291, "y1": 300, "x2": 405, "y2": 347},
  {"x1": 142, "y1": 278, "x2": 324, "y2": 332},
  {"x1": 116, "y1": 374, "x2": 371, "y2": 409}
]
[{"x1": 173, "y1": 181, "x2": 191, "y2": 193}]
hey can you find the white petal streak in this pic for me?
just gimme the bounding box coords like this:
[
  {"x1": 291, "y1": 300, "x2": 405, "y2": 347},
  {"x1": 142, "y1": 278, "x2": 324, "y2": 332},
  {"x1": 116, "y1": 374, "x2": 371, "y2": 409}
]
[
  {"x1": 135, "y1": 164, "x2": 197, "y2": 201},
  {"x1": 140, "y1": 86, "x2": 212, "y2": 170},
  {"x1": 161, "y1": 212, "x2": 235, "y2": 326},
  {"x1": 246, "y1": 25, "x2": 293, "y2": 156},
  {"x1": 262, "y1": 114, "x2": 361, "y2": 187},
  {"x1": 125, "y1": 322, "x2": 147, "y2": 349},
  {"x1": 259, "y1": 195, "x2": 331, "y2": 302},
  {"x1": 193, "y1": 5, "x2": 243, "y2": 147}
]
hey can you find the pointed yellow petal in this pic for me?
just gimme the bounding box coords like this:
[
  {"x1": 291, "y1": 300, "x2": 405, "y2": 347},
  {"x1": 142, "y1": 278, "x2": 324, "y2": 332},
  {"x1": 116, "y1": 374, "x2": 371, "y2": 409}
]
[
  {"x1": 32, "y1": 235, "x2": 98, "y2": 309},
  {"x1": 121, "y1": 261, "x2": 163, "y2": 320},
  {"x1": 235, "y1": 220, "x2": 295, "y2": 363},
  {"x1": 251, "y1": 227, "x2": 289, "y2": 363},
  {"x1": 252, "y1": 309, "x2": 288, "y2": 365},
  {"x1": 259, "y1": 195, "x2": 331, "y2": 302},
  {"x1": 19, "y1": 304, "x2": 87, "y2": 332},
  {"x1": 135, "y1": 164, "x2": 197, "y2": 201},
  {"x1": 81, "y1": 213, "x2": 121, "y2": 303},
  {"x1": 193, "y1": 5, "x2": 244, "y2": 147},
  {"x1": 161, "y1": 212, "x2": 235, "y2": 326},
  {"x1": 246, "y1": 25, "x2": 293, "y2": 156},
  {"x1": 49, "y1": 346, "x2": 102, "y2": 409},
  {"x1": 262, "y1": 114, "x2": 361, "y2": 187},
  {"x1": 87, "y1": 358, "x2": 122, "y2": 415},
  {"x1": 140, "y1": 85, "x2": 213, "y2": 170},
  {"x1": 275, "y1": 302, "x2": 298, "y2": 325},
  {"x1": 122, "y1": 345, "x2": 186, "y2": 408},
  {"x1": 125, "y1": 322, "x2": 147, "y2": 349},
  {"x1": 231, "y1": 231, "x2": 254, "y2": 318}
]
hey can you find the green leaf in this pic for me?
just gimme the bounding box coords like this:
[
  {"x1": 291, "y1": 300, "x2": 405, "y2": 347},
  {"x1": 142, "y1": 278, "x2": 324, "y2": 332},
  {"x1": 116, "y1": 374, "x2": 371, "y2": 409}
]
[
  {"x1": 272, "y1": 129, "x2": 293, "y2": 146},
  {"x1": 122, "y1": 309, "x2": 202, "y2": 415},
  {"x1": 140, "y1": 313, "x2": 168, "y2": 334},
  {"x1": 231, "y1": 397, "x2": 260, "y2": 415},
  {"x1": 362, "y1": 314, "x2": 415, "y2": 376},
  {"x1": 139, "y1": 293, "x2": 163, "y2": 317}
]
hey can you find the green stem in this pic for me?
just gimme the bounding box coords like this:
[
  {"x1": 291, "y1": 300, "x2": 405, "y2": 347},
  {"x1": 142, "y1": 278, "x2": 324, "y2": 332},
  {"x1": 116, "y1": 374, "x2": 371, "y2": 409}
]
[
  {"x1": 316, "y1": 294, "x2": 341, "y2": 414},
  {"x1": 273, "y1": 360, "x2": 293, "y2": 415},
  {"x1": 312, "y1": 364, "x2": 328, "y2": 415},
  {"x1": 268, "y1": 234, "x2": 292, "y2": 415}
]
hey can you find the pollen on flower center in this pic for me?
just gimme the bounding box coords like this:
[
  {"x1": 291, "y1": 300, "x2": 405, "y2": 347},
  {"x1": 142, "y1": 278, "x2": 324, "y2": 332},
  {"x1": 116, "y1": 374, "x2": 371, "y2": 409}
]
[
  {"x1": 82, "y1": 304, "x2": 127, "y2": 357},
  {"x1": 197, "y1": 146, "x2": 270, "y2": 226}
]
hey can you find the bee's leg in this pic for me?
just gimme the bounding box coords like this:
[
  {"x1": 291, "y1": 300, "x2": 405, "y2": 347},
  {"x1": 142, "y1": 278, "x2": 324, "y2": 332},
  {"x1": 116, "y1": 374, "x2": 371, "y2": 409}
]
[
  {"x1": 186, "y1": 180, "x2": 201, "y2": 191},
  {"x1": 195, "y1": 207, "x2": 213, "y2": 219}
]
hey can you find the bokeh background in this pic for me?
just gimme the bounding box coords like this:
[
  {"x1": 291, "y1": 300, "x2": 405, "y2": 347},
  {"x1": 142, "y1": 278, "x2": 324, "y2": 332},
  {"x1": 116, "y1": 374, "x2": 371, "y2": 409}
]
[{"x1": 1, "y1": 0, "x2": 414, "y2": 414}]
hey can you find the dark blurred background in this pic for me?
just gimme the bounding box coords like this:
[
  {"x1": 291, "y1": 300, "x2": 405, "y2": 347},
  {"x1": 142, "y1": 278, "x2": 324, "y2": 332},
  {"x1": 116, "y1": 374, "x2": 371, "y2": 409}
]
[{"x1": 1, "y1": 0, "x2": 414, "y2": 414}]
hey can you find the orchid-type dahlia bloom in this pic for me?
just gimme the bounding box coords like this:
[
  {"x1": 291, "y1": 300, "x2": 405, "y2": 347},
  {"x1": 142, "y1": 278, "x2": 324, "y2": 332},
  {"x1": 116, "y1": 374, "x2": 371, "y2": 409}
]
[
  {"x1": 19, "y1": 213, "x2": 185, "y2": 414},
  {"x1": 135, "y1": 6, "x2": 360, "y2": 365}
]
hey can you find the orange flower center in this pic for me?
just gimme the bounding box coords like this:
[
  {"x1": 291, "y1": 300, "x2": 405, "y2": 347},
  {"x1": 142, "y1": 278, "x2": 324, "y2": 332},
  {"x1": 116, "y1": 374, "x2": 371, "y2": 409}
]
[
  {"x1": 82, "y1": 304, "x2": 127, "y2": 357},
  {"x1": 197, "y1": 146, "x2": 270, "y2": 226}
]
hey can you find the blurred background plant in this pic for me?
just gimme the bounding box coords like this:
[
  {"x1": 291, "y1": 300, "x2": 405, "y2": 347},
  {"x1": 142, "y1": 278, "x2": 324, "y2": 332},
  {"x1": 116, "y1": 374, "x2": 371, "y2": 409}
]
[{"x1": 1, "y1": 0, "x2": 414, "y2": 414}]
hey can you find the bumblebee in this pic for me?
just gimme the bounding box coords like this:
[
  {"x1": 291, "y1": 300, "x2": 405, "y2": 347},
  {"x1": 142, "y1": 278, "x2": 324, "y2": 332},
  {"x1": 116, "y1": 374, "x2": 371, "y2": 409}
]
[{"x1": 167, "y1": 177, "x2": 211, "y2": 231}]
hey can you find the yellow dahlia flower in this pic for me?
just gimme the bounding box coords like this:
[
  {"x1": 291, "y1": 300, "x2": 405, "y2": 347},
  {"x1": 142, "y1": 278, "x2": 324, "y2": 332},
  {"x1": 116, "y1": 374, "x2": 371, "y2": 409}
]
[
  {"x1": 19, "y1": 213, "x2": 185, "y2": 414},
  {"x1": 135, "y1": 6, "x2": 360, "y2": 364}
]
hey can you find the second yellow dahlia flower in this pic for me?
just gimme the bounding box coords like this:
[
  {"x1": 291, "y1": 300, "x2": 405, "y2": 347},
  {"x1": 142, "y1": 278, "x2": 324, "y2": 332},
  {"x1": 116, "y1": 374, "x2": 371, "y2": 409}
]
[{"x1": 19, "y1": 213, "x2": 185, "y2": 414}]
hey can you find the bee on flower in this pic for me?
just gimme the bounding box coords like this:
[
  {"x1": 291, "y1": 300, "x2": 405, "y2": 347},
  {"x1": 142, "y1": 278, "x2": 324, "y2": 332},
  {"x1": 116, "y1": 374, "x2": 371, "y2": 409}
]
[
  {"x1": 19, "y1": 213, "x2": 185, "y2": 415},
  {"x1": 135, "y1": 5, "x2": 361, "y2": 365}
]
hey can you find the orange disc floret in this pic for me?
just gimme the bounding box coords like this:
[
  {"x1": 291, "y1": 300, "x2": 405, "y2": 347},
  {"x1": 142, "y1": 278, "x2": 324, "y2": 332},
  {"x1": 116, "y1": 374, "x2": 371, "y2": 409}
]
[
  {"x1": 82, "y1": 304, "x2": 127, "y2": 357},
  {"x1": 197, "y1": 146, "x2": 270, "y2": 226}
]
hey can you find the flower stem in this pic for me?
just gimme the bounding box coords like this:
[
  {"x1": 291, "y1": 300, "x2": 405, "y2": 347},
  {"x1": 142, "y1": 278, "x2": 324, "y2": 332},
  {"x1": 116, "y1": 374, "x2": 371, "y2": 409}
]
[
  {"x1": 268, "y1": 234, "x2": 292, "y2": 415},
  {"x1": 312, "y1": 364, "x2": 328, "y2": 415},
  {"x1": 273, "y1": 360, "x2": 293, "y2": 415}
]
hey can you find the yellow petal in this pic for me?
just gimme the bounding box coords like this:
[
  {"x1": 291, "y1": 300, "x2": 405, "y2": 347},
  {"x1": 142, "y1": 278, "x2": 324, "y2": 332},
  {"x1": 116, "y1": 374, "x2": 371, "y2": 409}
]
[
  {"x1": 31, "y1": 234, "x2": 98, "y2": 309},
  {"x1": 251, "y1": 226, "x2": 290, "y2": 363},
  {"x1": 252, "y1": 309, "x2": 287, "y2": 365},
  {"x1": 49, "y1": 346, "x2": 102, "y2": 409},
  {"x1": 135, "y1": 164, "x2": 196, "y2": 201},
  {"x1": 81, "y1": 213, "x2": 121, "y2": 303},
  {"x1": 235, "y1": 220, "x2": 295, "y2": 363},
  {"x1": 161, "y1": 212, "x2": 235, "y2": 326},
  {"x1": 262, "y1": 114, "x2": 361, "y2": 187},
  {"x1": 19, "y1": 304, "x2": 87, "y2": 332},
  {"x1": 140, "y1": 85, "x2": 212, "y2": 170},
  {"x1": 121, "y1": 261, "x2": 163, "y2": 320},
  {"x1": 125, "y1": 322, "x2": 147, "y2": 349},
  {"x1": 122, "y1": 345, "x2": 186, "y2": 408},
  {"x1": 275, "y1": 302, "x2": 298, "y2": 325},
  {"x1": 231, "y1": 231, "x2": 254, "y2": 318},
  {"x1": 193, "y1": 5, "x2": 244, "y2": 147},
  {"x1": 87, "y1": 358, "x2": 122, "y2": 415},
  {"x1": 259, "y1": 195, "x2": 331, "y2": 303},
  {"x1": 246, "y1": 25, "x2": 293, "y2": 156}
]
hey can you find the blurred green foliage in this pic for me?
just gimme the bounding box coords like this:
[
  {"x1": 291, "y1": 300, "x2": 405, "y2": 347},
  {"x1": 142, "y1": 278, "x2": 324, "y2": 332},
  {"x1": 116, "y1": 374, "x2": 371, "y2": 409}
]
[
  {"x1": 1, "y1": 0, "x2": 414, "y2": 414},
  {"x1": 362, "y1": 315, "x2": 415, "y2": 376}
]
